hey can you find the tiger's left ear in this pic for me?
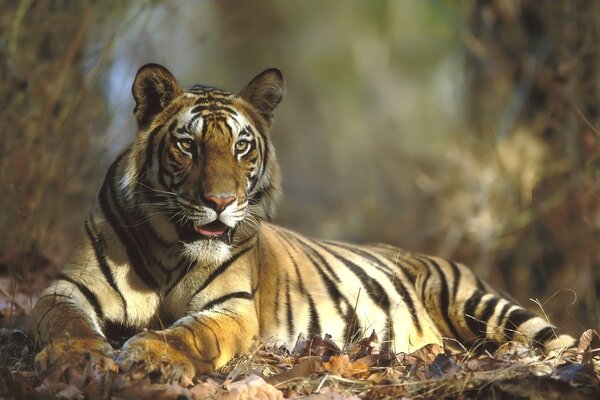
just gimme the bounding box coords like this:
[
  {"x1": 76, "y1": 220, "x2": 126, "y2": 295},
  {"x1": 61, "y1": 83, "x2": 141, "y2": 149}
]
[
  {"x1": 132, "y1": 63, "x2": 183, "y2": 130},
  {"x1": 239, "y1": 68, "x2": 284, "y2": 120}
]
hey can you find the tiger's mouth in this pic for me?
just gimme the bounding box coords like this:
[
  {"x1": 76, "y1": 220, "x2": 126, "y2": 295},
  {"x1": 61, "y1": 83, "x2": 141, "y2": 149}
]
[
  {"x1": 195, "y1": 220, "x2": 227, "y2": 237},
  {"x1": 179, "y1": 220, "x2": 234, "y2": 244}
]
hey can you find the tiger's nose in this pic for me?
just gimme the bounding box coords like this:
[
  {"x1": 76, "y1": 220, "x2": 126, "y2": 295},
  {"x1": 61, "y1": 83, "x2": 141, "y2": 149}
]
[{"x1": 204, "y1": 195, "x2": 236, "y2": 213}]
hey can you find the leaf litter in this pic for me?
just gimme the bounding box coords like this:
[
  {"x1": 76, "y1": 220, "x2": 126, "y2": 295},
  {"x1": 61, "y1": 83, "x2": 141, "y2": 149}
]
[
  {"x1": 1, "y1": 255, "x2": 600, "y2": 399},
  {"x1": 1, "y1": 326, "x2": 599, "y2": 399}
]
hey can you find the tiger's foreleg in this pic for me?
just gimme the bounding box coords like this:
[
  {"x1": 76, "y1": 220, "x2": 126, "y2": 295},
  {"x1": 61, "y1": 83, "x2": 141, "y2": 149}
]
[
  {"x1": 116, "y1": 299, "x2": 259, "y2": 382},
  {"x1": 414, "y1": 256, "x2": 576, "y2": 352},
  {"x1": 32, "y1": 293, "x2": 116, "y2": 374}
]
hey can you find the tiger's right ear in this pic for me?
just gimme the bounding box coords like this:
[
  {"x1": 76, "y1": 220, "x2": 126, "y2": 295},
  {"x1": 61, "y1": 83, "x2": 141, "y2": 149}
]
[
  {"x1": 239, "y1": 68, "x2": 284, "y2": 121},
  {"x1": 132, "y1": 64, "x2": 182, "y2": 130}
]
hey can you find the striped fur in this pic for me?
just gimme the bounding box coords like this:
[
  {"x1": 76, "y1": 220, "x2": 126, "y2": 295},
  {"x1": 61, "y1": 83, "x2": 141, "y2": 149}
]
[{"x1": 33, "y1": 64, "x2": 575, "y2": 380}]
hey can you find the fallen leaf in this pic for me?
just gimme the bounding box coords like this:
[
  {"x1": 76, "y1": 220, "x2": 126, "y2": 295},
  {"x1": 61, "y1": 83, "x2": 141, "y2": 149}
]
[
  {"x1": 348, "y1": 330, "x2": 379, "y2": 359},
  {"x1": 577, "y1": 329, "x2": 600, "y2": 364},
  {"x1": 466, "y1": 356, "x2": 508, "y2": 372},
  {"x1": 323, "y1": 354, "x2": 369, "y2": 378},
  {"x1": 291, "y1": 333, "x2": 308, "y2": 356},
  {"x1": 302, "y1": 387, "x2": 362, "y2": 400},
  {"x1": 407, "y1": 343, "x2": 445, "y2": 364},
  {"x1": 266, "y1": 356, "x2": 323, "y2": 388},
  {"x1": 221, "y1": 374, "x2": 283, "y2": 400},
  {"x1": 428, "y1": 353, "x2": 457, "y2": 378},
  {"x1": 552, "y1": 362, "x2": 597, "y2": 385}
]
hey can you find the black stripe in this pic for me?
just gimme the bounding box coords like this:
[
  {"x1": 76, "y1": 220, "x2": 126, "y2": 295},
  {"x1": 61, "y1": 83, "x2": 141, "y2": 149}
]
[
  {"x1": 164, "y1": 258, "x2": 193, "y2": 296},
  {"x1": 412, "y1": 257, "x2": 431, "y2": 302},
  {"x1": 143, "y1": 124, "x2": 163, "y2": 174},
  {"x1": 178, "y1": 324, "x2": 203, "y2": 354},
  {"x1": 315, "y1": 242, "x2": 391, "y2": 311},
  {"x1": 479, "y1": 296, "x2": 500, "y2": 326},
  {"x1": 276, "y1": 234, "x2": 322, "y2": 337},
  {"x1": 107, "y1": 156, "x2": 159, "y2": 275},
  {"x1": 285, "y1": 273, "x2": 294, "y2": 340},
  {"x1": 85, "y1": 218, "x2": 128, "y2": 321},
  {"x1": 219, "y1": 106, "x2": 237, "y2": 115},
  {"x1": 382, "y1": 317, "x2": 394, "y2": 352},
  {"x1": 392, "y1": 254, "x2": 418, "y2": 284},
  {"x1": 156, "y1": 136, "x2": 170, "y2": 189},
  {"x1": 420, "y1": 257, "x2": 464, "y2": 341},
  {"x1": 463, "y1": 290, "x2": 485, "y2": 336},
  {"x1": 449, "y1": 261, "x2": 461, "y2": 301},
  {"x1": 324, "y1": 241, "x2": 422, "y2": 335},
  {"x1": 110, "y1": 176, "x2": 173, "y2": 275},
  {"x1": 306, "y1": 292, "x2": 321, "y2": 336},
  {"x1": 274, "y1": 274, "x2": 281, "y2": 325},
  {"x1": 99, "y1": 154, "x2": 158, "y2": 289},
  {"x1": 57, "y1": 273, "x2": 104, "y2": 321},
  {"x1": 186, "y1": 113, "x2": 202, "y2": 133},
  {"x1": 287, "y1": 233, "x2": 340, "y2": 282},
  {"x1": 504, "y1": 308, "x2": 535, "y2": 341},
  {"x1": 323, "y1": 241, "x2": 394, "y2": 275},
  {"x1": 249, "y1": 189, "x2": 265, "y2": 206},
  {"x1": 200, "y1": 291, "x2": 253, "y2": 312},
  {"x1": 533, "y1": 326, "x2": 556, "y2": 346},
  {"x1": 495, "y1": 302, "x2": 512, "y2": 329},
  {"x1": 279, "y1": 233, "x2": 348, "y2": 315},
  {"x1": 34, "y1": 293, "x2": 79, "y2": 339},
  {"x1": 191, "y1": 104, "x2": 207, "y2": 114},
  {"x1": 190, "y1": 246, "x2": 253, "y2": 300},
  {"x1": 258, "y1": 134, "x2": 268, "y2": 186},
  {"x1": 343, "y1": 309, "x2": 361, "y2": 347}
]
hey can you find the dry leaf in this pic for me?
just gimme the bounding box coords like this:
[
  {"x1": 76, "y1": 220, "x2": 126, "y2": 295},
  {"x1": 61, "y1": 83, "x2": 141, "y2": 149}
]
[
  {"x1": 323, "y1": 354, "x2": 369, "y2": 378},
  {"x1": 577, "y1": 329, "x2": 600, "y2": 364},
  {"x1": 266, "y1": 356, "x2": 323, "y2": 387},
  {"x1": 407, "y1": 343, "x2": 445, "y2": 364},
  {"x1": 428, "y1": 353, "x2": 457, "y2": 378},
  {"x1": 302, "y1": 387, "x2": 362, "y2": 400},
  {"x1": 222, "y1": 375, "x2": 282, "y2": 400},
  {"x1": 466, "y1": 356, "x2": 508, "y2": 372},
  {"x1": 291, "y1": 333, "x2": 308, "y2": 356},
  {"x1": 349, "y1": 330, "x2": 379, "y2": 359},
  {"x1": 552, "y1": 362, "x2": 597, "y2": 385}
]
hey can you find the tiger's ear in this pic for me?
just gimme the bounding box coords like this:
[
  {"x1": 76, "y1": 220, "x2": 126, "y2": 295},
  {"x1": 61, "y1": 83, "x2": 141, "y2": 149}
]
[
  {"x1": 132, "y1": 63, "x2": 182, "y2": 130},
  {"x1": 239, "y1": 68, "x2": 284, "y2": 120}
]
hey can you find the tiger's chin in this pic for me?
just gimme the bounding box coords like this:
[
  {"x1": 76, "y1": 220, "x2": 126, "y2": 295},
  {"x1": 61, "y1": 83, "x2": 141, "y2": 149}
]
[
  {"x1": 180, "y1": 239, "x2": 232, "y2": 266},
  {"x1": 176, "y1": 219, "x2": 236, "y2": 265}
]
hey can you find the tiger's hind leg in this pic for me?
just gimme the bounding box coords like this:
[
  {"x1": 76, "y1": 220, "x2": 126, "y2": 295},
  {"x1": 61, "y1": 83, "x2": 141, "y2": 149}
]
[
  {"x1": 369, "y1": 244, "x2": 576, "y2": 352},
  {"x1": 410, "y1": 255, "x2": 575, "y2": 352}
]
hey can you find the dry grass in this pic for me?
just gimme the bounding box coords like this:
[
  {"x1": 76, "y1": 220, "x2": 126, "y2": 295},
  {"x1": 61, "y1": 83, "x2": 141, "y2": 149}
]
[{"x1": 1, "y1": 325, "x2": 599, "y2": 399}]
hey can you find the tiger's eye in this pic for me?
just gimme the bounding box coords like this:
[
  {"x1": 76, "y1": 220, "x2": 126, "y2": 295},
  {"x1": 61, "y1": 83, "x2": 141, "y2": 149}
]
[
  {"x1": 235, "y1": 140, "x2": 249, "y2": 152},
  {"x1": 179, "y1": 139, "x2": 193, "y2": 151}
]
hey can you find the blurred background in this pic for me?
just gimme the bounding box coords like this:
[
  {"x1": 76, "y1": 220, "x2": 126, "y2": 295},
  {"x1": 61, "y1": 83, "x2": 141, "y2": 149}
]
[{"x1": 1, "y1": 0, "x2": 599, "y2": 335}]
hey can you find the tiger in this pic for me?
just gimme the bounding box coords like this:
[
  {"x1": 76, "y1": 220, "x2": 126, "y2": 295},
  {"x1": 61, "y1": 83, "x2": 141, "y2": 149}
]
[{"x1": 33, "y1": 63, "x2": 575, "y2": 382}]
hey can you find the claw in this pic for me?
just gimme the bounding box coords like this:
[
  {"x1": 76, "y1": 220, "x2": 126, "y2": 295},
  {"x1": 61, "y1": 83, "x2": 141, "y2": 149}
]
[{"x1": 117, "y1": 330, "x2": 197, "y2": 385}]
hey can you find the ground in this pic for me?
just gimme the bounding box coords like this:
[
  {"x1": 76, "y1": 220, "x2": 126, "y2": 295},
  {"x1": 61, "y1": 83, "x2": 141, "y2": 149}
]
[{"x1": 1, "y1": 251, "x2": 599, "y2": 399}]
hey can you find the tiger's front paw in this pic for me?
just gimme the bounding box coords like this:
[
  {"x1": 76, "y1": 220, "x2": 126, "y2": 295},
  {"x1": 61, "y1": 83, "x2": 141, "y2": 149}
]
[
  {"x1": 116, "y1": 330, "x2": 212, "y2": 385},
  {"x1": 34, "y1": 336, "x2": 116, "y2": 377}
]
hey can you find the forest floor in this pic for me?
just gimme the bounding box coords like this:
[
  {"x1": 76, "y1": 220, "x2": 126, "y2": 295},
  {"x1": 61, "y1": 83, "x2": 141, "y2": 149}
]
[{"x1": 1, "y1": 251, "x2": 599, "y2": 400}]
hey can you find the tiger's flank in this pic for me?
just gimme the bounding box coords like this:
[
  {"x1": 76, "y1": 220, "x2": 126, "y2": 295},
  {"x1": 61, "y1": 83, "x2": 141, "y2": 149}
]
[{"x1": 32, "y1": 64, "x2": 576, "y2": 382}]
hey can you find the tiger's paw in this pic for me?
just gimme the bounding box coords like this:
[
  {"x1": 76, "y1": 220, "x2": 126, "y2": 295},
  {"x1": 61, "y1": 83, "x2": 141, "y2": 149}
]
[
  {"x1": 116, "y1": 330, "x2": 212, "y2": 385},
  {"x1": 34, "y1": 336, "x2": 116, "y2": 378}
]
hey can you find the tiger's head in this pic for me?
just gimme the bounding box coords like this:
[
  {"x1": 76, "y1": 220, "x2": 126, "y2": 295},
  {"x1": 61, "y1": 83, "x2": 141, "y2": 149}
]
[{"x1": 120, "y1": 64, "x2": 283, "y2": 264}]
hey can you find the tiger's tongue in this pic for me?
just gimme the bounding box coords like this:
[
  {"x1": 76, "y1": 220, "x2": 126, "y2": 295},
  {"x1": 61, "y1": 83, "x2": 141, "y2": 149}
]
[{"x1": 195, "y1": 220, "x2": 227, "y2": 236}]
